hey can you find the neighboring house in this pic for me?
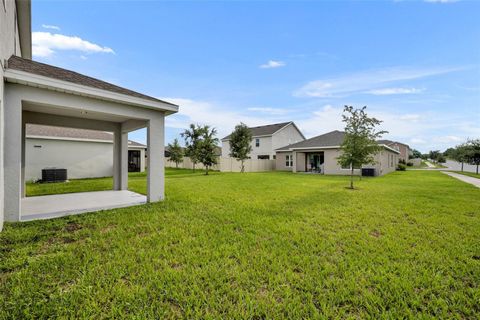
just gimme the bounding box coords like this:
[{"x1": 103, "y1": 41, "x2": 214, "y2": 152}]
[
  {"x1": 1, "y1": 0, "x2": 178, "y2": 229},
  {"x1": 276, "y1": 130, "x2": 400, "y2": 176},
  {"x1": 377, "y1": 140, "x2": 411, "y2": 162},
  {"x1": 221, "y1": 122, "x2": 305, "y2": 160},
  {"x1": 25, "y1": 124, "x2": 147, "y2": 181}
]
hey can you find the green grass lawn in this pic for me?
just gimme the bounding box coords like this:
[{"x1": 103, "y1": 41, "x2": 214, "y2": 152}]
[
  {"x1": 454, "y1": 171, "x2": 480, "y2": 179},
  {"x1": 2, "y1": 170, "x2": 480, "y2": 318}
]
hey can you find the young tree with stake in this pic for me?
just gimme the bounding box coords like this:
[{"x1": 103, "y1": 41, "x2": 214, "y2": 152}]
[
  {"x1": 168, "y1": 138, "x2": 184, "y2": 169},
  {"x1": 337, "y1": 106, "x2": 387, "y2": 189},
  {"x1": 229, "y1": 123, "x2": 253, "y2": 173},
  {"x1": 198, "y1": 125, "x2": 219, "y2": 175},
  {"x1": 181, "y1": 124, "x2": 204, "y2": 172}
]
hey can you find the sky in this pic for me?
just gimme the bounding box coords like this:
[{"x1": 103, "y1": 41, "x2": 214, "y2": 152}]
[{"x1": 31, "y1": 0, "x2": 480, "y2": 153}]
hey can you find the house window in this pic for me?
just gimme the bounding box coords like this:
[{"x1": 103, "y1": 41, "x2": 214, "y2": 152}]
[
  {"x1": 390, "y1": 154, "x2": 393, "y2": 167},
  {"x1": 255, "y1": 138, "x2": 260, "y2": 147},
  {"x1": 286, "y1": 154, "x2": 293, "y2": 167},
  {"x1": 341, "y1": 163, "x2": 360, "y2": 170},
  {"x1": 257, "y1": 155, "x2": 269, "y2": 160}
]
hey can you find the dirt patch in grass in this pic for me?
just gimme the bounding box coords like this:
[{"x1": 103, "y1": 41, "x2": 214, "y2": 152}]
[
  {"x1": 370, "y1": 229, "x2": 382, "y2": 238},
  {"x1": 64, "y1": 222, "x2": 82, "y2": 233}
]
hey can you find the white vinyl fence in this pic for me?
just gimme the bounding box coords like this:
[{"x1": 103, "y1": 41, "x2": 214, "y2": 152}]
[{"x1": 165, "y1": 157, "x2": 275, "y2": 172}]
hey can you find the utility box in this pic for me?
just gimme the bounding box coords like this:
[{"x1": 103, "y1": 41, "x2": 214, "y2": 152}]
[
  {"x1": 42, "y1": 168, "x2": 67, "y2": 183},
  {"x1": 361, "y1": 168, "x2": 375, "y2": 177}
]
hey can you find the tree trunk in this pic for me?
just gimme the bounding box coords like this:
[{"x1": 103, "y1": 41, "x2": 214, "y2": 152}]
[
  {"x1": 350, "y1": 167, "x2": 354, "y2": 189},
  {"x1": 176, "y1": 162, "x2": 178, "y2": 169},
  {"x1": 477, "y1": 164, "x2": 479, "y2": 175},
  {"x1": 205, "y1": 166, "x2": 209, "y2": 175},
  {"x1": 461, "y1": 162, "x2": 464, "y2": 172},
  {"x1": 193, "y1": 162, "x2": 195, "y2": 172},
  {"x1": 241, "y1": 160, "x2": 245, "y2": 173}
]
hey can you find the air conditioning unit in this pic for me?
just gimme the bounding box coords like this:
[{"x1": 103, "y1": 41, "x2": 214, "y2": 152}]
[{"x1": 42, "y1": 168, "x2": 67, "y2": 183}]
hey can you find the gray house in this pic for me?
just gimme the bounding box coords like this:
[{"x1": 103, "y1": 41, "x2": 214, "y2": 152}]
[
  {"x1": 1, "y1": 0, "x2": 178, "y2": 229},
  {"x1": 26, "y1": 124, "x2": 147, "y2": 181},
  {"x1": 221, "y1": 122, "x2": 305, "y2": 160},
  {"x1": 276, "y1": 130, "x2": 400, "y2": 176}
]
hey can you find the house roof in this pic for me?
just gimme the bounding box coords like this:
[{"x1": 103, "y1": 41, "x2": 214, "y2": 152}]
[
  {"x1": 277, "y1": 130, "x2": 400, "y2": 154},
  {"x1": 277, "y1": 130, "x2": 346, "y2": 151},
  {"x1": 6, "y1": 56, "x2": 176, "y2": 107},
  {"x1": 377, "y1": 139, "x2": 410, "y2": 149},
  {"x1": 26, "y1": 124, "x2": 146, "y2": 148},
  {"x1": 222, "y1": 121, "x2": 295, "y2": 140}
]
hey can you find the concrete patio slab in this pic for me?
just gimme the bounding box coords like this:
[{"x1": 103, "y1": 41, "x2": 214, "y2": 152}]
[{"x1": 21, "y1": 190, "x2": 147, "y2": 221}]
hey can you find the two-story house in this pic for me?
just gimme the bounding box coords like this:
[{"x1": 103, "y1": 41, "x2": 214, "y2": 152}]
[
  {"x1": 221, "y1": 122, "x2": 305, "y2": 160},
  {"x1": 377, "y1": 140, "x2": 411, "y2": 162}
]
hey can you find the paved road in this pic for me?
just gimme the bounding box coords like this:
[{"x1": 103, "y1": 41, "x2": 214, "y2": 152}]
[
  {"x1": 442, "y1": 171, "x2": 480, "y2": 188},
  {"x1": 444, "y1": 159, "x2": 478, "y2": 174}
]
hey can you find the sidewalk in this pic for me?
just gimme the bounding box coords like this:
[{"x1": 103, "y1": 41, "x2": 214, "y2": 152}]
[{"x1": 442, "y1": 171, "x2": 480, "y2": 188}]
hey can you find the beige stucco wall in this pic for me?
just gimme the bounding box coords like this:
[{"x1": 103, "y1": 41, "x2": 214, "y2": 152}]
[
  {"x1": 272, "y1": 124, "x2": 304, "y2": 151},
  {"x1": 25, "y1": 137, "x2": 146, "y2": 181},
  {"x1": 275, "y1": 151, "x2": 292, "y2": 171},
  {"x1": 222, "y1": 123, "x2": 304, "y2": 160},
  {"x1": 276, "y1": 148, "x2": 399, "y2": 176},
  {"x1": 25, "y1": 138, "x2": 114, "y2": 181},
  {"x1": 1, "y1": 0, "x2": 23, "y2": 231}
]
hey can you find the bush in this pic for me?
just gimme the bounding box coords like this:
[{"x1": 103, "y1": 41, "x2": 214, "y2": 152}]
[
  {"x1": 397, "y1": 163, "x2": 406, "y2": 171},
  {"x1": 399, "y1": 159, "x2": 406, "y2": 165},
  {"x1": 406, "y1": 162, "x2": 413, "y2": 166}
]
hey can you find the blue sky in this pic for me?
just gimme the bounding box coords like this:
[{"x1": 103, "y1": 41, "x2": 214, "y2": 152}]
[{"x1": 32, "y1": 0, "x2": 479, "y2": 152}]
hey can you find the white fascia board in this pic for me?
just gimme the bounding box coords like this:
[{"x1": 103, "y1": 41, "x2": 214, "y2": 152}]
[
  {"x1": 27, "y1": 135, "x2": 147, "y2": 149},
  {"x1": 26, "y1": 135, "x2": 113, "y2": 144},
  {"x1": 4, "y1": 69, "x2": 179, "y2": 114},
  {"x1": 381, "y1": 144, "x2": 401, "y2": 154}
]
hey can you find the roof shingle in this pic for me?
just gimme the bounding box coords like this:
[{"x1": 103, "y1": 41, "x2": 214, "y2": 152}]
[
  {"x1": 222, "y1": 122, "x2": 292, "y2": 140},
  {"x1": 7, "y1": 56, "x2": 176, "y2": 106},
  {"x1": 277, "y1": 130, "x2": 345, "y2": 151}
]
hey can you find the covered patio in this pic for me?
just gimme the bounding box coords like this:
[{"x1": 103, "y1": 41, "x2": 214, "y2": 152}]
[{"x1": 3, "y1": 56, "x2": 178, "y2": 222}]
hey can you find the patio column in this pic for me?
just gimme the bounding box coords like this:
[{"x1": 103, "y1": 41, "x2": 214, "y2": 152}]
[
  {"x1": 292, "y1": 151, "x2": 297, "y2": 173},
  {"x1": 21, "y1": 120, "x2": 26, "y2": 198},
  {"x1": 113, "y1": 126, "x2": 128, "y2": 190},
  {"x1": 147, "y1": 115, "x2": 165, "y2": 202},
  {"x1": 4, "y1": 93, "x2": 22, "y2": 221}
]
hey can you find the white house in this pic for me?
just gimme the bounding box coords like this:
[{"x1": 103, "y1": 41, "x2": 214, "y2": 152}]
[
  {"x1": 25, "y1": 124, "x2": 147, "y2": 181},
  {"x1": 221, "y1": 122, "x2": 305, "y2": 160},
  {"x1": 0, "y1": 0, "x2": 178, "y2": 230}
]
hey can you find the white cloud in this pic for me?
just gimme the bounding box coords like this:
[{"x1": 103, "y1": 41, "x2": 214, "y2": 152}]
[
  {"x1": 246, "y1": 107, "x2": 289, "y2": 115},
  {"x1": 32, "y1": 32, "x2": 115, "y2": 58},
  {"x1": 42, "y1": 24, "x2": 60, "y2": 30},
  {"x1": 294, "y1": 66, "x2": 462, "y2": 98},
  {"x1": 424, "y1": 0, "x2": 459, "y2": 3},
  {"x1": 410, "y1": 138, "x2": 427, "y2": 144},
  {"x1": 259, "y1": 60, "x2": 286, "y2": 69},
  {"x1": 367, "y1": 87, "x2": 425, "y2": 95},
  {"x1": 162, "y1": 97, "x2": 280, "y2": 138},
  {"x1": 399, "y1": 114, "x2": 422, "y2": 122}
]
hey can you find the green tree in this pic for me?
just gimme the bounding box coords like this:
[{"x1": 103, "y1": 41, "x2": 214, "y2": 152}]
[
  {"x1": 167, "y1": 138, "x2": 184, "y2": 169},
  {"x1": 229, "y1": 123, "x2": 253, "y2": 173},
  {"x1": 465, "y1": 139, "x2": 480, "y2": 174},
  {"x1": 451, "y1": 143, "x2": 469, "y2": 172},
  {"x1": 429, "y1": 150, "x2": 441, "y2": 164},
  {"x1": 181, "y1": 124, "x2": 204, "y2": 172},
  {"x1": 411, "y1": 149, "x2": 422, "y2": 159},
  {"x1": 337, "y1": 105, "x2": 387, "y2": 189},
  {"x1": 198, "y1": 125, "x2": 219, "y2": 175}
]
